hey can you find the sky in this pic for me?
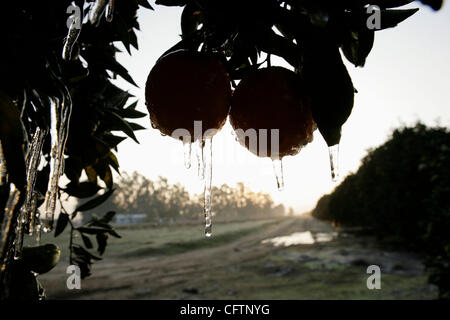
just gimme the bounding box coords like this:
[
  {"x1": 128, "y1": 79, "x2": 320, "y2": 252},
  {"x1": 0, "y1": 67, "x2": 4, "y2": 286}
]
[{"x1": 110, "y1": 3, "x2": 450, "y2": 214}]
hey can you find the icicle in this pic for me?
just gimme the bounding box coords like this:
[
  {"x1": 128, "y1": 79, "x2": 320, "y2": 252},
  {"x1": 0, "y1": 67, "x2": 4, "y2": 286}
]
[
  {"x1": 23, "y1": 128, "x2": 47, "y2": 224},
  {"x1": 0, "y1": 185, "x2": 21, "y2": 264},
  {"x1": 28, "y1": 192, "x2": 38, "y2": 236},
  {"x1": 0, "y1": 143, "x2": 8, "y2": 245},
  {"x1": 272, "y1": 159, "x2": 285, "y2": 191},
  {"x1": 13, "y1": 219, "x2": 24, "y2": 260},
  {"x1": 62, "y1": 14, "x2": 82, "y2": 60},
  {"x1": 105, "y1": 0, "x2": 114, "y2": 22},
  {"x1": 328, "y1": 144, "x2": 339, "y2": 182},
  {"x1": 203, "y1": 138, "x2": 213, "y2": 237},
  {"x1": 42, "y1": 224, "x2": 52, "y2": 233},
  {"x1": 0, "y1": 142, "x2": 6, "y2": 185},
  {"x1": 196, "y1": 140, "x2": 205, "y2": 180},
  {"x1": 183, "y1": 141, "x2": 192, "y2": 169},
  {"x1": 15, "y1": 127, "x2": 46, "y2": 253},
  {"x1": 43, "y1": 95, "x2": 72, "y2": 232},
  {"x1": 34, "y1": 210, "x2": 41, "y2": 245},
  {"x1": 89, "y1": 0, "x2": 109, "y2": 26}
]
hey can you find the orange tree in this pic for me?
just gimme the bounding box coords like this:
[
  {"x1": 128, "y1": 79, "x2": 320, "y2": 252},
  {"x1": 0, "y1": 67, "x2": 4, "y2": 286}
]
[
  {"x1": 312, "y1": 123, "x2": 450, "y2": 299},
  {"x1": 0, "y1": 0, "x2": 443, "y2": 300}
]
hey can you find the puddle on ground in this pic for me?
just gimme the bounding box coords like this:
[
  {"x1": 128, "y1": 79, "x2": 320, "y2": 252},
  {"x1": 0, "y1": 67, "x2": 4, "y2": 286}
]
[
  {"x1": 314, "y1": 232, "x2": 337, "y2": 243},
  {"x1": 262, "y1": 231, "x2": 337, "y2": 247}
]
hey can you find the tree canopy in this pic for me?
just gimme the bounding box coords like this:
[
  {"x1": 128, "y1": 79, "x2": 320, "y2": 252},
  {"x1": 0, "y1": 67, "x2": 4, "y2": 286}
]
[
  {"x1": 312, "y1": 123, "x2": 450, "y2": 299},
  {"x1": 86, "y1": 172, "x2": 287, "y2": 221}
]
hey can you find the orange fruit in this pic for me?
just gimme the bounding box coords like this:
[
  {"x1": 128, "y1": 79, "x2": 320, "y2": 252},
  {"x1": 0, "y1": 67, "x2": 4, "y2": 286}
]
[
  {"x1": 145, "y1": 50, "x2": 232, "y2": 142},
  {"x1": 230, "y1": 67, "x2": 316, "y2": 159}
]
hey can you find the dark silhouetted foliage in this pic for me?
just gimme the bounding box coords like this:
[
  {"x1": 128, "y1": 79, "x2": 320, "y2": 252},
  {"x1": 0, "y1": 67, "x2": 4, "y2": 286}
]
[
  {"x1": 312, "y1": 123, "x2": 450, "y2": 299},
  {"x1": 0, "y1": 0, "x2": 152, "y2": 299}
]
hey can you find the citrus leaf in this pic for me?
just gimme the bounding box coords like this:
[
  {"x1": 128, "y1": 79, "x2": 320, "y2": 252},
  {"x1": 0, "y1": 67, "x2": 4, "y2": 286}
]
[
  {"x1": 419, "y1": 0, "x2": 442, "y2": 10},
  {"x1": 54, "y1": 213, "x2": 70, "y2": 237},
  {"x1": 138, "y1": 0, "x2": 154, "y2": 10},
  {"x1": 107, "y1": 229, "x2": 121, "y2": 238},
  {"x1": 342, "y1": 28, "x2": 375, "y2": 67},
  {"x1": 81, "y1": 234, "x2": 93, "y2": 249},
  {"x1": 155, "y1": 0, "x2": 188, "y2": 6},
  {"x1": 72, "y1": 244, "x2": 102, "y2": 261},
  {"x1": 379, "y1": 8, "x2": 420, "y2": 30},
  {"x1": 64, "y1": 157, "x2": 83, "y2": 183},
  {"x1": 105, "y1": 110, "x2": 139, "y2": 143},
  {"x1": 128, "y1": 122, "x2": 146, "y2": 131},
  {"x1": 85, "y1": 166, "x2": 97, "y2": 184},
  {"x1": 99, "y1": 211, "x2": 116, "y2": 224},
  {"x1": 102, "y1": 134, "x2": 127, "y2": 148},
  {"x1": 107, "y1": 152, "x2": 120, "y2": 173},
  {"x1": 64, "y1": 181, "x2": 101, "y2": 198},
  {"x1": 304, "y1": 46, "x2": 355, "y2": 146},
  {"x1": 117, "y1": 106, "x2": 146, "y2": 119},
  {"x1": 74, "y1": 188, "x2": 115, "y2": 212},
  {"x1": 96, "y1": 232, "x2": 108, "y2": 255},
  {"x1": 368, "y1": 0, "x2": 414, "y2": 8},
  {"x1": 77, "y1": 226, "x2": 111, "y2": 235},
  {"x1": 101, "y1": 166, "x2": 113, "y2": 189}
]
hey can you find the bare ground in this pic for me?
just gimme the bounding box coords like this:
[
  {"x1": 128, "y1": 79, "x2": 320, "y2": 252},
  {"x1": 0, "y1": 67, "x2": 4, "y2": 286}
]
[{"x1": 38, "y1": 216, "x2": 438, "y2": 300}]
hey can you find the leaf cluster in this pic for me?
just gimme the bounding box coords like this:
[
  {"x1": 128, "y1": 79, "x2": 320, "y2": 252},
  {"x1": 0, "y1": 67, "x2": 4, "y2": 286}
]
[
  {"x1": 0, "y1": 1, "x2": 150, "y2": 287},
  {"x1": 56, "y1": 207, "x2": 120, "y2": 279},
  {"x1": 154, "y1": 0, "x2": 441, "y2": 146},
  {"x1": 156, "y1": 0, "x2": 441, "y2": 74},
  {"x1": 0, "y1": 0, "x2": 150, "y2": 218}
]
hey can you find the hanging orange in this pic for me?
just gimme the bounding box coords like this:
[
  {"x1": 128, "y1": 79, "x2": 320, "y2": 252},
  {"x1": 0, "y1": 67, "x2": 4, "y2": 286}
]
[
  {"x1": 145, "y1": 50, "x2": 232, "y2": 141},
  {"x1": 230, "y1": 66, "x2": 316, "y2": 159}
]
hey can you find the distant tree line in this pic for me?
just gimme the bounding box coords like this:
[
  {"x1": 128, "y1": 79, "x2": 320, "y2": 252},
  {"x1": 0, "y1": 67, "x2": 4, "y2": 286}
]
[
  {"x1": 83, "y1": 172, "x2": 289, "y2": 222},
  {"x1": 312, "y1": 123, "x2": 450, "y2": 299}
]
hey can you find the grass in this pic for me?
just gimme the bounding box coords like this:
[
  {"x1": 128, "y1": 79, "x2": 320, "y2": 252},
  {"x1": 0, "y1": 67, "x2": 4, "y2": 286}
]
[
  {"x1": 170, "y1": 245, "x2": 437, "y2": 300},
  {"x1": 25, "y1": 218, "x2": 277, "y2": 260},
  {"x1": 123, "y1": 222, "x2": 274, "y2": 257}
]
